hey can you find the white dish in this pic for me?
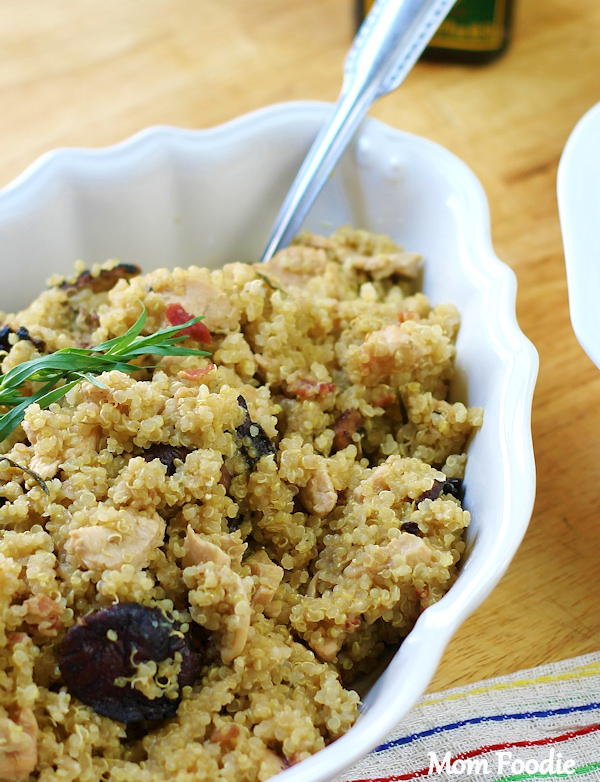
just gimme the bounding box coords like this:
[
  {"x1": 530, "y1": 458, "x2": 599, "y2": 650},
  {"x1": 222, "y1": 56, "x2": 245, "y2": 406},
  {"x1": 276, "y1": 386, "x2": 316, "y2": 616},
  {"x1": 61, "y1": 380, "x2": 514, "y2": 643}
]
[
  {"x1": 0, "y1": 101, "x2": 538, "y2": 782},
  {"x1": 558, "y1": 101, "x2": 600, "y2": 369}
]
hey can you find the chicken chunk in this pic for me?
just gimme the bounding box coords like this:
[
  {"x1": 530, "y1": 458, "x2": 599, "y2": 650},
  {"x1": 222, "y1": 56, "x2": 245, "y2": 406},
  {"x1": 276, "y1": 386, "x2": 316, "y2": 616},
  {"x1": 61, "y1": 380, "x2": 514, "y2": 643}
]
[
  {"x1": 299, "y1": 460, "x2": 337, "y2": 518},
  {"x1": 163, "y1": 277, "x2": 237, "y2": 333},
  {"x1": 344, "y1": 250, "x2": 421, "y2": 280},
  {"x1": 22, "y1": 594, "x2": 62, "y2": 637},
  {"x1": 0, "y1": 708, "x2": 38, "y2": 780},
  {"x1": 246, "y1": 551, "x2": 284, "y2": 610},
  {"x1": 257, "y1": 245, "x2": 328, "y2": 290},
  {"x1": 349, "y1": 321, "x2": 453, "y2": 390},
  {"x1": 183, "y1": 527, "x2": 231, "y2": 570},
  {"x1": 343, "y1": 533, "x2": 433, "y2": 580},
  {"x1": 183, "y1": 526, "x2": 252, "y2": 664},
  {"x1": 67, "y1": 508, "x2": 165, "y2": 573},
  {"x1": 21, "y1": 419, "x2": 101, "y2": 480}
]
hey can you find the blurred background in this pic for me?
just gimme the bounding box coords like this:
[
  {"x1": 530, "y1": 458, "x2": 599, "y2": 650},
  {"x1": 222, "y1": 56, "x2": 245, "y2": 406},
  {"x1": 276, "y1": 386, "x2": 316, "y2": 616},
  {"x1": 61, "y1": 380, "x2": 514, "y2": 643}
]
[{"x1": 1, "y1": 0, "x2": 600, "y2": 691}]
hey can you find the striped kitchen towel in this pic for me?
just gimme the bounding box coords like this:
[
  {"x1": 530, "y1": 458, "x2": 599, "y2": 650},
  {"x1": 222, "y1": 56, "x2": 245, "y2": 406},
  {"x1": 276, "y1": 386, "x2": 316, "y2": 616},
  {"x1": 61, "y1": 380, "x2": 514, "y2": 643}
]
[{"x1": 334, "y1": 651, "x2": 600, "y2": 781}]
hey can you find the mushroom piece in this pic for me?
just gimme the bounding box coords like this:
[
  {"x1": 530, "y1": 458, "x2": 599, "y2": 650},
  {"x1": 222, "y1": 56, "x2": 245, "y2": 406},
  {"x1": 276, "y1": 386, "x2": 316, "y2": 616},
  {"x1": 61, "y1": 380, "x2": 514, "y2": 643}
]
[{"x1": 58, "y1": 263, "x2": 141, "y2": 294}]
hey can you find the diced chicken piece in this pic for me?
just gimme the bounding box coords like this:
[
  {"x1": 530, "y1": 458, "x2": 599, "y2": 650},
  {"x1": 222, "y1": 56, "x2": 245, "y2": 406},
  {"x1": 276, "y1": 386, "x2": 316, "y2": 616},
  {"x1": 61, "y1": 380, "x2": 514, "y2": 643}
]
[
  {"x1": 221, "y1": 601, "x2": 251, "y2": 664},
  {"x1": 344, "y1": 532, "x2": 433, "y2": 580},
  {"x1": 63, "y1": 426, "x2": 102, "y2": 463},
  {"x1": 258, "y1": 748, "x2": 287, "y2": 778},
  {"x1": 209, "y1": 723, "x2": 241, "y2": 750},
  {"x1": 163, "y1": 278, "x2": 237, "y2": 333},
  {"x1": 397, "y1": 310, "x2": 420, "y2": 324},
  {"x1": 354, "y1": 461, "x2": 394, "y2": 500},
  {"x1": 309, "y1": 635, "x2": 342, "y2": 663},
  {"x1": 24, "y1": 455, "x2": 57, "y2": 482},
  {"x1": 218, "y1": 535, "x2": 246, "y2": 565},
  {"x1": 0, "y1": 708, "x2": 38, "y2": 780},
  {"x1": 344, "y1": 250, "x2": 421, "y2": 280},
  {"x1": 246, "y1": 552, "x2": 284, "y2": 610},
  {"x1": 349, "y1": 323, "x2": 408, "y2": 386},
  {"x1": 184, "y1": 526, "x2": 251, "y2": 664},
  {"x1": 354, "y1": 456, "x2": 445, "y2": 506},
  {"x1": 67, "y1": 509, "x2": 165, "y2": 573},
  {"x1": 386, "y1": 534, "x2": 434, "y2": 569},
  {"x1": 299, "y1": 460, "x2": 337, "y2": 518},
  {"x1": 21, "y1": 420, "x2": 101, "y2": 480},
  {"x1": 256, "y1": 245, "x2": 328, "y2": 289},
  {"x1": 22, "y1": 594, "x2": 62, "y2": 637},
  {"x1": 183, "y1": 527, "x2": 231, "y2": 569},
  {"x1": 350, "y1": 321, "x2": 452, "y2": 389},
  {"x1": 19, "y1": 416, "x2": 59, "y2": 480},
  {"x1": 306, "y1": 614, "x2": 361, "y2": 663}
]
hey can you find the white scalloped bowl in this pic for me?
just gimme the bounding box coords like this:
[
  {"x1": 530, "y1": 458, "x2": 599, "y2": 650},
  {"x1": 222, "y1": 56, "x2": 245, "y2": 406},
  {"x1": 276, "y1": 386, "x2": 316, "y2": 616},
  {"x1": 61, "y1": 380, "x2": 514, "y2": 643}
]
[
  {"x1": 0, "y1": 102, "x2": 537, "y2": 782},
  {"x1": 558, "y1": 101, "x2": 600, "y2": 370}
]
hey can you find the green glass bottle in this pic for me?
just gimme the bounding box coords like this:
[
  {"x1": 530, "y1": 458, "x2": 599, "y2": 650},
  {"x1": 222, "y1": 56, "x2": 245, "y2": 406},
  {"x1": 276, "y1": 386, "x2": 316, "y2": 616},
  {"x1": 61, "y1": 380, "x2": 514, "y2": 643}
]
[{"x1": 355, "y1": 0, "x2": 515, "y2": 64}]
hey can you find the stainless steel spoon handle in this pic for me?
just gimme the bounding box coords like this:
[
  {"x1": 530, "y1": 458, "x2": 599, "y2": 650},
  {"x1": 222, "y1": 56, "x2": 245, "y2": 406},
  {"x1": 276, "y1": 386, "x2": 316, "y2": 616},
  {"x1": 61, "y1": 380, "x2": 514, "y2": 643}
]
[{"x1": 260, "y1": 0, "x2": 457, "y2": 263}]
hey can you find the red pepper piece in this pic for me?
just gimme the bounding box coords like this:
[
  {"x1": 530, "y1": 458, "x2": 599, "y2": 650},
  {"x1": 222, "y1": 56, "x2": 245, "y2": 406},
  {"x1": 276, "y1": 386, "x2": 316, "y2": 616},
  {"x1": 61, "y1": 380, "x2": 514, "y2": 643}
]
[{"x1": 165, "y1": 303, "x2": 212, "y2": 344}]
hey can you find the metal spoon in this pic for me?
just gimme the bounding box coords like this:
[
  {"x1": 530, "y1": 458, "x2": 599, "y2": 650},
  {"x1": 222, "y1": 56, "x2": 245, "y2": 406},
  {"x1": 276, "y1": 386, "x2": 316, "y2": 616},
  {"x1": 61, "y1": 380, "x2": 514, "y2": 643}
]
[{"x1": 260, "y1": 0, "x2": 458, "y2": 263}]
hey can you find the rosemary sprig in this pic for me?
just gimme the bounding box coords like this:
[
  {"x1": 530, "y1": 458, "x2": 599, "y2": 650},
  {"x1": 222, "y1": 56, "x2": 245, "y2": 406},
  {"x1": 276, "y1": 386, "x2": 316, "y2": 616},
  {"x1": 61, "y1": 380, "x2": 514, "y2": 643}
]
[{"x1": 0, "y1": 307, "x2": 210, "y2": 443}]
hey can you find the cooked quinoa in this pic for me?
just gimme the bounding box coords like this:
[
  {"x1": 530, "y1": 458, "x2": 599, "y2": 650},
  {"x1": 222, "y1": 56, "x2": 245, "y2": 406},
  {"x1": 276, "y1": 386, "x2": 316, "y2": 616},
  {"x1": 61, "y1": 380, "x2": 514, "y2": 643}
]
[{"x1": 0, "y1": 227, "x2": 482, "y2": 782}]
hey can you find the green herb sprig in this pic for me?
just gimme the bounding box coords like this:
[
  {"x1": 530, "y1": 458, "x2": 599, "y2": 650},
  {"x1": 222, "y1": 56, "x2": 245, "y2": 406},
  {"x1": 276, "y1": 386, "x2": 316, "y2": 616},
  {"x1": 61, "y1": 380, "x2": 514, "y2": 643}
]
[{"x1": 0, "y1": 307, "x2": 210, "y2": 443}]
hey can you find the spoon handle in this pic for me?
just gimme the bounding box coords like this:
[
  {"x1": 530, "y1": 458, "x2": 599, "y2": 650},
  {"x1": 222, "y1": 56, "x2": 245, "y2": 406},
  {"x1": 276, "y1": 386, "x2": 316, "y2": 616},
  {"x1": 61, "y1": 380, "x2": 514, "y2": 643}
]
[{"x1": 260, "y1": 0, "x2": 457, "y2": 263}]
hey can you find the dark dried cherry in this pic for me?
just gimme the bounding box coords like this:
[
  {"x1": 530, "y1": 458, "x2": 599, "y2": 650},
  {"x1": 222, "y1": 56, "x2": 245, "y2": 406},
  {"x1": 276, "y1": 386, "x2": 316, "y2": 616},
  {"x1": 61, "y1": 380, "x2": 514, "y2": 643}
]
[{"x1": 59, "y1": 603, "x2": 200, "y2": 723}]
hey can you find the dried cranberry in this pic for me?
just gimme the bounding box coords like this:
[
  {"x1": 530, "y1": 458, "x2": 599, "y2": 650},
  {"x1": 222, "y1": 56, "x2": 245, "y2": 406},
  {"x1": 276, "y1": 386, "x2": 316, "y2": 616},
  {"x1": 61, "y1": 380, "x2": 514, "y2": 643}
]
[{"x1": 59, "y1": 603, "x2": 200, "y2": 723}]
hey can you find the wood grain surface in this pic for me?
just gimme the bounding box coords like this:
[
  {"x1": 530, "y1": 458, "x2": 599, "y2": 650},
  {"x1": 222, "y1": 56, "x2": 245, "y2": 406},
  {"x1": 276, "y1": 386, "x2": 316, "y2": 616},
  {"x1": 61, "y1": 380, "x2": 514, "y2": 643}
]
[{"x1": 1, "y1": 0, "x2": 600, "y2": 694}]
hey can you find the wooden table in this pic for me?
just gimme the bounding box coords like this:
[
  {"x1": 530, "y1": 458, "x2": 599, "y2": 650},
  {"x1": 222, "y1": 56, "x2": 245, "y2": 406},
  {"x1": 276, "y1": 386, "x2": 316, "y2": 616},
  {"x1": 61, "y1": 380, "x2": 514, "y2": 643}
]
[{"x1": 1, "y1": 0, "x2": 600, "y2": 694}]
